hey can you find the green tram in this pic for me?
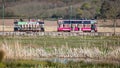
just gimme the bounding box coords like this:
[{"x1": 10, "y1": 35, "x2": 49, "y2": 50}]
[{"x1": 14, "y1": 20, "x2": 45, "y2": 32}]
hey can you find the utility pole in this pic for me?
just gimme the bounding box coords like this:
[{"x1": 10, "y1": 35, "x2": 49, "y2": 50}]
[
  {"x1": 54, "y1": 1, "x2": 57, "y2": 15},
  {"x1": 69, "y1": 0, "x2": 73, "y2": 19},
  {"x1": 69, "y1": 0, "x2": 72, "y2": 29},
  {"x1": 54, "y1": 0, "x2": 57, "y2": 19},
  {"x1": 2, "y1": 0, "x2": 5, "y2": 34},
  {"x1": 70, "y1": 0, "x2": 72, "y2": 20}
]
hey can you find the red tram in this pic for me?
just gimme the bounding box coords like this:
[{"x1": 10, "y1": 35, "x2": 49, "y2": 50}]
[{"x1": 57, "y1": 19, "x2": 97, "y2": 32}]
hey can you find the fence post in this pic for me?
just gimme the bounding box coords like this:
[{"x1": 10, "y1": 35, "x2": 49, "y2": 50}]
[{"x1": 2, "y1": 0, "x2": 5, "y2": 35}]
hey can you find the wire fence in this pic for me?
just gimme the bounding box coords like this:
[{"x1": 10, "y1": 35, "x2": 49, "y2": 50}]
[{"x1": 0, "y1": 32, "x2": 120, "y2": 36}]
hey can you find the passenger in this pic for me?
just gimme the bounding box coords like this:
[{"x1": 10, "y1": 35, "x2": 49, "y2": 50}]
[
  {"x1": 63, "y1": 24, "x2": 65, "y2": 27},
  {"x1": 91, "y1": 24, "x2": 95, "y2": 30},
  {"x1": 14, "y1": 19, "x2": 18, "y2": 23},
  {"x1": 37, "y1": 19, "x2": 40, "y2": 22},
  {"x1": 41, "y1": 20, "x2": 44, "y2": 27},
  {"x1": 74, "y1": 24, "x2": 79, "y2": 31},
  {"x1": 26, "y1": 18, "x2": 30, "y2": 24},
  {"x1": 31, "y1": 19, "x2": 35, "y2": 22},
  {"x1": 19, "y1": 18, "x2": 23, "y2": 22},
  {"x1": 83, "y1": 24, "x2": 85, "y2": 27},
  {"x1": 14, "y1": 19, "x2": 18, "y2": 22},
  {"x1": 37, "y1": 19, "x2": 40, "y2": 24},
  {"x1": 14, "y1": 19, "x2": 18, "y2": 25},
  {"x1": 29, "y1": 19, "x2": 35, "y2": 24}
]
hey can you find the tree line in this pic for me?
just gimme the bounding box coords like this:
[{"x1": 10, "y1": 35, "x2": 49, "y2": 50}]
[{"x1": 0, "y1": 0, "x2": 120, "y2": 19}]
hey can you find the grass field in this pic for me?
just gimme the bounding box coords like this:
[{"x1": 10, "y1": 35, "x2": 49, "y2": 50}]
[
  {"x1": 0, "y1": 36, "x2": 120, "y2": 47},
  {"x1": 0, "y1": 36, "x2": 120, "y2": 67},
  {"x1": 0, "y1": 60, "x2": 120, "y2": 68}
]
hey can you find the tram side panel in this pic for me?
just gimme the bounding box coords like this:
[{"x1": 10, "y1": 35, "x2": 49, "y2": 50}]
[{"x1": 14, "y1": 22, "x2": 45, "y2": 32}]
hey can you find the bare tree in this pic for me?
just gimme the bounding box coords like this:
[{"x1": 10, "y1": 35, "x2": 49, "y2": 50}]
[{"x1": 100, "y1": 0, "x2": 120, "y2": 35}]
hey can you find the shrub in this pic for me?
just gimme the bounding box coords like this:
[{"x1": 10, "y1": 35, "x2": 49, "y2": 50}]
[{"x1": 81, "y1": 3, "x2": 91, "y2": 10}]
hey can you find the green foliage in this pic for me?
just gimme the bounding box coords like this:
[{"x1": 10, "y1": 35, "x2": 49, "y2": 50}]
[
  {"x1": 81, "y1": 3, "x2": 91, "y2": 10},
  {"x1": 5, "y1": 60, "x2": 65, "y2": 68},
  {"x1": 77, "y1": 9, "x2": 83, "y2": 15},
  {"x1": 92, "y1": 0, "x2": 98, "y2": 4},
  {"x1": 67, "y1": 61, "x2": 120, "y2": 68},
  {"x1": 76, "y1": 8, "x2": 83, "y2": 18},
  {"x1": 0, "y1": 63, "x2": 6, "y2": 68},
  {"x1": 3, "y1": 60, "x2": 120, "y2": 68}
]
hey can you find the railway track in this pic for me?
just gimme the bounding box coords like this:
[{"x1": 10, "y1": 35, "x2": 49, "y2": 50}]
[{"x1": 0, "y1": 31, "x2": 120, "y2": 36}]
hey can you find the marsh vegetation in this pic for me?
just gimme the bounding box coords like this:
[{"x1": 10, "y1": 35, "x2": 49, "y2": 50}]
[{"x1": 0, "y1": 36, "x2": 120, "y2": 67}]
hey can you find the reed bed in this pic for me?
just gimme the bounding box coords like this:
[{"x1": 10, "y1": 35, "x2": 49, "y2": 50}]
[
  {"x1": 1, "y1": 36, "x2": 120, "y2": 60},
  {"x1": 0, "y1": 35, "x2": 120, "y2": 67},
  {"x1": 0, "y1": 41, "x2": 120, "y2": 64}
]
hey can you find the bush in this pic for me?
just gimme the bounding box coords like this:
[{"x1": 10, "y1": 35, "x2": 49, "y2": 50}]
[{"x1": 81, "y1": 3, "x2": 91, "y2": 10}]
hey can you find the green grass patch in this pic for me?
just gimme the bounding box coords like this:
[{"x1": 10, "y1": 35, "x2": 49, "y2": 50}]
[
  {"x1": 1, "y1": 60, "x2": 120, "y2": 68},
  {"x1": 0, "y1": 36, "x2": 120, "y2": 48}
]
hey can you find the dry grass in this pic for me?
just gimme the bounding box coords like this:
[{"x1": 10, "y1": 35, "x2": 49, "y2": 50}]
[
  {"x1": 98, "y1": 27, "x2": 120, "y2": 32},
  {"x1": 0, "y1": 26, "x2": 14, "y2": 31},
  {"x1": 45, "y1": 26, "x2": 57, "y2": 32},
  {"x1": 1, "y1": 41, "x2": 120, "y2": 64},
  {"x1": 0, "y1": 36, "x2": 120, "y2": 64}
]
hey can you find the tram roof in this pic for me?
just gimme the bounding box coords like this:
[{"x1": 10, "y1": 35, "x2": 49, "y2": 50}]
[
  {"x1": 17, "y1": 21, "x2": 44, "y2": 25},
  {"x1": 58, "y1": 19, "x2": 96, "y2": 24}
]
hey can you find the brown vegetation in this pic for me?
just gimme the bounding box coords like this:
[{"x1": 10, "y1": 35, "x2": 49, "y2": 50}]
[
  {"x1": 0, "y1": 49, "x2": 5, "y2": 62},
  {"x1": 1, "y1": 42, "x2": 120, "y2": 64}
]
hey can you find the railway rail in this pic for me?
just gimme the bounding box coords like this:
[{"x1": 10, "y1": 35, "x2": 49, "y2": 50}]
[{"x1": 0, "y1": 31, "x2": 120, "y2": 36}]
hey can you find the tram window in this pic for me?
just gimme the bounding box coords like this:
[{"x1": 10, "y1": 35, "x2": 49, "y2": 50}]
[
  {"x1": 86, "y1": 24, "x2": 91, "y2": 27},
  {"x1": 83, "y1": 21, "x2": 91, "y2": 24},
  {"x1": 75, "y1": 21, "x2": 82, "y2": 24},
  {"x1": 63, "y1": 24, "x2": 70, "y2": 27},
  {"x1": 63, "y1": 21, "x2": 70, "y2": 24},
  {"x1": 82, "y1": 24, "x2": 91, "y2": 28},
  {"x1": 39, "y1": 22, "x2": 44, "y2": 24}
]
